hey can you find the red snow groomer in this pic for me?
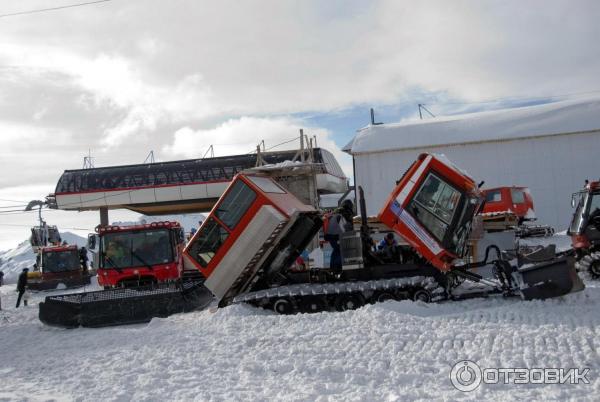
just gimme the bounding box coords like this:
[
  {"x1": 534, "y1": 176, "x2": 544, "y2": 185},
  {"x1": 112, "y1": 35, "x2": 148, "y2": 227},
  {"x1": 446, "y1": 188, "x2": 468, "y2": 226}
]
[
  {"x1": 482, "y1": 186, "x2": 535, "y2": 222},
  {"x1": 480, "y1": 186, "x2": 554, "y2": 237},
  {"x1": 28, "y1": 244, "x2": 91, "y2": 291},
  {"x1": 183, "y1": 175, "x2": 320, "y2": 304},
  {"x1": 184, "y1": 153, "x2": 584, "y2": 314},
  {"x1": 94, "y1": 221, "x2": 189, "y2": 288},
  {"x1": 569, "y1": 180, "x2": 600, "y2": 278}
]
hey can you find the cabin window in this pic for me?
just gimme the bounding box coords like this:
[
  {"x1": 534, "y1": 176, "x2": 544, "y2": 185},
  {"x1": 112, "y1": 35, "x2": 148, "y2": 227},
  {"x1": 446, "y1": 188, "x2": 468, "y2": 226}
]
[
  {"x1": 188, "y1": 218, "x2": 229, "y2": 267},
  {"x1": 102, "y1": 229, "x2": 173, "y2": 268},
  {"x1": 215, "y1": 179, "x2": 257, "y2": 229},
  {"x1": 43, "y1": 250, "x2": 80, "y2": 273},
  {"x1": 510, "y1": 189, "x2": 525, "y2": 204},
  {"x1": 248, "y1": 176, "x2": 286, "y2": 194},
  {"x1": 485, "y1": 190, "x2": 502, "y2": 203},
  {"x1": 408, "y1": 173, "x2": 462, "y2": 242}
]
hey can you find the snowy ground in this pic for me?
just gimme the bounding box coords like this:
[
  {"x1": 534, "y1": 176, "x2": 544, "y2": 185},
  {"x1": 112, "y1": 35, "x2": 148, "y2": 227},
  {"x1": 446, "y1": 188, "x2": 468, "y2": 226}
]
[{"x1": 1, "y1": 277, "x2": 599, "y2": 401}]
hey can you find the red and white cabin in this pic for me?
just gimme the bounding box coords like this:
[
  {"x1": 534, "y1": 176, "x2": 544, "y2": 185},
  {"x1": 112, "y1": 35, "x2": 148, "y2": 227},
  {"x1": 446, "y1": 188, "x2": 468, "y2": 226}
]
[{"x1": 378, "y1": 153, "x2": 483, "y2": 271}]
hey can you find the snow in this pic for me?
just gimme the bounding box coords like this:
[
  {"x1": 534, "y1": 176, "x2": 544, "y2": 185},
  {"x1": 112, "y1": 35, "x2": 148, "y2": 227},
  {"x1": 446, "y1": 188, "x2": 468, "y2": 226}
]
[
  {"x1": 1, "y1": 278, "x2": 599, "y2": 400},
  {"x1": 258, "y1": 160, "x2": 306, "y2": 169},
  {"x1": 344, "y1": 97, "x2": 600, "y2": 155}
]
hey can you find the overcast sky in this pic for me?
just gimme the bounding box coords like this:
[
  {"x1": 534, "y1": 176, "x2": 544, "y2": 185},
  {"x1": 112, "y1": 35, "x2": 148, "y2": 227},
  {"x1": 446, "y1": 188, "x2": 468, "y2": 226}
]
[{"x1": 0, "y1": 0, "x2": 599, "y2": 250}]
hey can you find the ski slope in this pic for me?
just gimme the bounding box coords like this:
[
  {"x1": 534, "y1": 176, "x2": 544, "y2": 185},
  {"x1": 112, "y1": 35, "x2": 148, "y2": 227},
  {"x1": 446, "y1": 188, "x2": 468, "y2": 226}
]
[{"x1": 1, "y1": 279, "x2": 599, "y2": 401}]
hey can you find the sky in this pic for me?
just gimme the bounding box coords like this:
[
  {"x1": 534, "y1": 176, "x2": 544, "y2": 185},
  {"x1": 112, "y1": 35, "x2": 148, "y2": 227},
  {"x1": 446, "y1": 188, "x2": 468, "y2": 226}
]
[{"x1": 0, "y1": 0, "x2": 599, "y2": 251}]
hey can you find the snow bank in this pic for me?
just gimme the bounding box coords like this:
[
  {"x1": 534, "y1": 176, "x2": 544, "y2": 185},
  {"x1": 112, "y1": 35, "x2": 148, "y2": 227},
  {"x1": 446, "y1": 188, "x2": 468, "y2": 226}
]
[
  {"x1": 1, "y1": 280, "x2": 599, "y2": 400},
  {"x1": 345, "y1": 97, "x2": 600, "y2": 155}
]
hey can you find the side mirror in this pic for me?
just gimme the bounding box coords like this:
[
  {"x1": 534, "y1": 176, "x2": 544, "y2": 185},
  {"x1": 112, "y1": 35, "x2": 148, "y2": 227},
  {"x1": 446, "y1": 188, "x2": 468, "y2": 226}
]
[
  {"x1": 87, "y1": 234, "x2": 98, "y2": 251},
  {"x1": 177, "y1": 228, "x2": 185, "y2": 244},
  {"x1": 571, "y1": 194, "x2": 577, "y2": 208}
]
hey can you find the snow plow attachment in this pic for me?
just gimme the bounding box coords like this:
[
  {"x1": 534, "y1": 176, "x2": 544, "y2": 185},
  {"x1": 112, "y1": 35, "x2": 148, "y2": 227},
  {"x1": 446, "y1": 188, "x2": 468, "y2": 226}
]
[
  {"x1": 38, "y1": 280, "x2": 213, "y2": 328},
  {"x1": 517, "y1": 256, "x2": 585, "y2": 300}
]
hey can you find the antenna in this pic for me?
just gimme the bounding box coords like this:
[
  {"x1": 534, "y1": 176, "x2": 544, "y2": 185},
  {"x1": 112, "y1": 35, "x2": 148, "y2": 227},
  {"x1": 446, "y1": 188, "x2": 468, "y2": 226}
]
[
  {"x1": 370, "y1": 108, "x2": 383, "y2": 125},
  {"x1": 144, "y1": 150, "x2": 155, "y2": 164},
  {"x1": 418, "y1": 104, "x2": 435, "y2": 120},
  {"x1": 202, "y1": 145, "x2": 214, "y2": 159},
  {"x1": 83, "y1": 149, "x2": 95, "y2": 169}
]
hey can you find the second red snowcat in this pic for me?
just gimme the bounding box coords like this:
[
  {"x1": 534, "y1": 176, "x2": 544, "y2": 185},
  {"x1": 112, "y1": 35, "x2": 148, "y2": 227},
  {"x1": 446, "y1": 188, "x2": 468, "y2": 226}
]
[
  {"x1": 28, "y1": 244, "x2": 91, "y2": 291},
  {"x1": 92, "y1": 221, "x2": 197, "y2": 288}
]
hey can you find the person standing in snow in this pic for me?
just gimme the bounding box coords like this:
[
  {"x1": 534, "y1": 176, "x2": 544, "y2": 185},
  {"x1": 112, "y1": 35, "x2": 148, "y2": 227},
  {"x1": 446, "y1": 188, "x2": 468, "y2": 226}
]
[
  {"x1": 324, "y1": 200, "x2": 354, "y2": 272},
  {"x1": 79, "y1": 247, "x2": 89, "y2": 273},
  {"x1": 16, "y1": 268, "x2": 29, "y2": 308}
]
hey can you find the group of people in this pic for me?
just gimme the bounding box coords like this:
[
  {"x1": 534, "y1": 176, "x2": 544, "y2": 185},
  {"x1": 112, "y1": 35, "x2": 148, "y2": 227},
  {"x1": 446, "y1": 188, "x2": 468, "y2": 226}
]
[{"x1": 323, "y1": 199, "x2": 399, "y2": 271}]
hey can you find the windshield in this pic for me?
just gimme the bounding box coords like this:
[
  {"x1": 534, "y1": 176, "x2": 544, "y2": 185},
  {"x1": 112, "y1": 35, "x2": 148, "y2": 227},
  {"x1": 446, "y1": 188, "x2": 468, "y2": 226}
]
[
  {"x1": 215, "y1": 179, "x2": 257, "y2": 229},
  {"x1": 485, "y1": 190, "x2": 502, "y2": 203},
  {"x1": 569, "y1": 192, "x2": 600, "y2": 234},
  {"x1": 102, "y1": 229, "x2": 173, "y2": 269},
  {"x1": 43, "y1": 250, "x2": 80, "y2": 273},
  {"x1": 187, "y1": 218, "x2": 229, "y2": 267},
  {"x1": 511, "y1": 189, "x2": 525, "y2": 204},
  {"x1": 408, "y1": 173, "x2": 462, "y2": 242},
  {"x1": 450, "y1": 196, "x2": 480, "y2": 256}
]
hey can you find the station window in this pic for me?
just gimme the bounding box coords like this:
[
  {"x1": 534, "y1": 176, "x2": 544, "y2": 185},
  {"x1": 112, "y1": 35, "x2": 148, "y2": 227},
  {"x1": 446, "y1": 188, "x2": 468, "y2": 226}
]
[{"x1": 215, "y1": 179, "x2": 257, "y2": 229}]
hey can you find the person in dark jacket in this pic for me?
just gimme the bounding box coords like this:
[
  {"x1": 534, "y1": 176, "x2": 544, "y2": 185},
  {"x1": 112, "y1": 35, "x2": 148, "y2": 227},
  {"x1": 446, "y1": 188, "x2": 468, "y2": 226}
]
[
  {"x1": 324, "y1": 200, "x2": 354, "y2": 272},
  {"x1": 79, "y1": 247, "x2": 89, "y2": 273},
  {"x1": 16, "y1": 268, "x2": 29, "y2": 308}
]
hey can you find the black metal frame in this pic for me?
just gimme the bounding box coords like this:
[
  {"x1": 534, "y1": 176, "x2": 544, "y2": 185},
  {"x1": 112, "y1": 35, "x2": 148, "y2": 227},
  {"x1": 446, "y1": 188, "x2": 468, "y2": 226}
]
[{"x1": 38, "y1": 280, "x2": 213, "y2": 328}]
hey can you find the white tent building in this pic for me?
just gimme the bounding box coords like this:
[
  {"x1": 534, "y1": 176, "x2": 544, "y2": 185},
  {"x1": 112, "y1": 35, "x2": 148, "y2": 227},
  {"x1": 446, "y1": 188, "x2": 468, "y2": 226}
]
[{"x1": 343, "y1": 97, "x2": 600, "y2": 229}]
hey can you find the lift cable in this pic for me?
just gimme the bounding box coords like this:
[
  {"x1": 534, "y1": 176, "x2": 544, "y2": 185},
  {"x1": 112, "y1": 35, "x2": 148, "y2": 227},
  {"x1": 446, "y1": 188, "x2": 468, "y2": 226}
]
[{"x1": 0, "y1": 0, "x2": 111, "y2": 18}]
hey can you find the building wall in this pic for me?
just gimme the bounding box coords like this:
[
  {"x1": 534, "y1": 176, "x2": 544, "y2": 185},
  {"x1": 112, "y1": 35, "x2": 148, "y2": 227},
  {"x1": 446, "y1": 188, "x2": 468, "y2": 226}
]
[{"x1": 354, "y1": 130, "x2": 600, "y2": 230}]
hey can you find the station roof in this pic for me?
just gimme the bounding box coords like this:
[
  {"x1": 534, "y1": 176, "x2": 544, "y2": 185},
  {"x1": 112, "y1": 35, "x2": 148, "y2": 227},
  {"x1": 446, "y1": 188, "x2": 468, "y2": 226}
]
[{"x1": 344, "y1": 97, "x2": 600, "y2": 155}]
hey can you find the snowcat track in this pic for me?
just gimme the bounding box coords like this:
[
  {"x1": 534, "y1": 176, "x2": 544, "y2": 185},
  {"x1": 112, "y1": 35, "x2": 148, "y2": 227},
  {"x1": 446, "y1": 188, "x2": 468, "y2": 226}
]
[
  {"x1": 232, "y1": 276, "x2": 445, "y2": 313},
  {"x1": 515, "y1": 224, "x2": 555, "y2": 238},
  {"x1": 39, "y1": 280, "x2": 213, "y2": 328}
]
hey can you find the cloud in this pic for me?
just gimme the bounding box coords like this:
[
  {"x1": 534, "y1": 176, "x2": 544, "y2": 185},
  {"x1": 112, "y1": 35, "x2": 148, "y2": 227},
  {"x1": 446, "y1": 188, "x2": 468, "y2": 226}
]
[
  {"x1": 1, "y1": 0, "x2": 599, "y2": 148},
  {"x1": 164, "y1": 116, "x2": 353, "y2": 177},
  {"x1": 0, "y1": 0, "x2": 598, "y2": 250}
]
